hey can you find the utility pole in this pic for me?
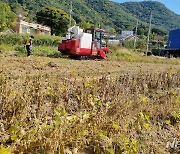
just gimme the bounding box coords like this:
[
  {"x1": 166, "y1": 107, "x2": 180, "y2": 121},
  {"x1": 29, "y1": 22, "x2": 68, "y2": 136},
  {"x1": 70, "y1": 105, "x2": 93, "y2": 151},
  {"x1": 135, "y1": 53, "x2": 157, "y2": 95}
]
[
  {"x1": 134, "y1": 19, "x2": 138, "y2": 49},
  {"x1": 69, "y1": 0, "x2": 72, "y2": 28},
  {"x1": 146, "y1": 11, "x2": 152, "y2": 56}
]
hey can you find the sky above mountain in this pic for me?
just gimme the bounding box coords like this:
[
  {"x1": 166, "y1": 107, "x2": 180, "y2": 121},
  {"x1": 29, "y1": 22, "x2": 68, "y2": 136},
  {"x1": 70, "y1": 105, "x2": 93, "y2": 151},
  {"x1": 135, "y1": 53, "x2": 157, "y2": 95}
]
[{"x1": 112, "y1": 0, "x2": 180, "y2": 15}]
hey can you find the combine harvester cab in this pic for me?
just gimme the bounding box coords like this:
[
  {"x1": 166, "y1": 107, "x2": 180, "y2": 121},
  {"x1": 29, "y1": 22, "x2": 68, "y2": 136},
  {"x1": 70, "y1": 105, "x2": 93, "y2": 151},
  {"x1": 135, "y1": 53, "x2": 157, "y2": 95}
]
[
  {"x1": 160, "y1": 29, "x2": 180, "y2": 57},
  {"x1": 58, "y1": 26, "x2": 109, "y2": 59}
]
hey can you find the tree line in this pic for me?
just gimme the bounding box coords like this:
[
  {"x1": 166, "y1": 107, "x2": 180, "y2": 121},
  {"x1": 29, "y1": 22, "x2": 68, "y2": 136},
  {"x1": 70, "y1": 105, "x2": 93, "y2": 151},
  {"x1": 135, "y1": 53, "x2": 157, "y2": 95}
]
[{"x1": 0, "y1": 1, "x2": 168, "y2": 38}]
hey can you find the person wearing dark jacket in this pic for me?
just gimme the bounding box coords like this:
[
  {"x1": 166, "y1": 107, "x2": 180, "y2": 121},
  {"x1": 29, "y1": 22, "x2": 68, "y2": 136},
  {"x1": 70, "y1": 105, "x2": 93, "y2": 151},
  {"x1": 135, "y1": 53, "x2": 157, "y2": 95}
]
[{"x1": 25, "y1": 36, "x2": 34, "y2": 56}]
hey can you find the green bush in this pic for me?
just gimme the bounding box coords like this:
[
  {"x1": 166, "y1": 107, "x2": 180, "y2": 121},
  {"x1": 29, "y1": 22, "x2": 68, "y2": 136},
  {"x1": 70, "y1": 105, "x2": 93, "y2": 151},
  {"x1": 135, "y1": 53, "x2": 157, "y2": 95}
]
[
  {"x1": 33, "y1": 35, "x2": 61, "y2": 46},
  {"x1": 33, "y1": 46, "x2": 60, "y2": 57},
  {"x1": 122, "y1": 40, "x2": 146, "y2": 50},
  {"x1": 151, "y1": 48, "x2": 161, "y2": 56},
  {"x1": 15, "y1": 45, "x2": 26, "y2": 56},
  {"x1": 0, "y1": 34, "x2": 27, "y2": 45},
  {"x1": 136, "y1": 40, "x2": 146, "y2": 50},
  {"x1": 0, "y1": 44, "x2": 15, "y2": 51},
  {"x1": 0, "y1": 34, "x2": 61, "y2": 46},
  {"x1": 122, "y1": 41, "x2": 134, "y2": 49},
  {"x1": 14, "y1": 45, "x2": 60, "y2": 57}
]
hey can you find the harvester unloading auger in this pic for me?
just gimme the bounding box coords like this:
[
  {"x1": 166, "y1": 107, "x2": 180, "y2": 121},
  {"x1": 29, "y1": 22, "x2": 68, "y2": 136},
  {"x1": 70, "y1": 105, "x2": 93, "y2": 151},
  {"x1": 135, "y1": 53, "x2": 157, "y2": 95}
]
[{"x1": 58, "y1": 26, "x2": 109, "y2": 59}]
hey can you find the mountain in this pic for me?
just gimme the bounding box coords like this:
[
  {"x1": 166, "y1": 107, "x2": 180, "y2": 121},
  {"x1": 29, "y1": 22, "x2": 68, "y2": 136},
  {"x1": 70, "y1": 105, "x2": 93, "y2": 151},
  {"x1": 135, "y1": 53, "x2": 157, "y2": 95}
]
[
  {"x1": 1, "y1": 0, "x2": 180, "y2": 34},
  {"x1": 118, "y1": 1, "x2": 180, "y2": 31},
  {"x1": 1, "y1": 0, "x2": 139, "y2": 32}
]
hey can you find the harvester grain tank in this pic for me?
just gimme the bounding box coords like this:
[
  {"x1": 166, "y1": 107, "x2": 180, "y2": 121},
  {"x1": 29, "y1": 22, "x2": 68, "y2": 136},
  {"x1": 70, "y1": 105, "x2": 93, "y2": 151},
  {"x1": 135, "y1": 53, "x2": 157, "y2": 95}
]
[
  {"x1": 161, "y1": 29, "x2": 180, "y2": 57},
  {"x1": 58, "y1": 26, "x2": 109, "y2": 59}
]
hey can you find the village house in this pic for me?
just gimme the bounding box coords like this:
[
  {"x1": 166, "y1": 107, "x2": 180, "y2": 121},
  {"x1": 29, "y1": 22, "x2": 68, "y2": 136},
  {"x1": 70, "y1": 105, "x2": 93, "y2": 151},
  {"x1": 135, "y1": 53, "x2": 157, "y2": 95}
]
[
  {"x1": 108, "y1": 30, "x2": 137, "y2": 45},
  {"x1": 104, "y1": 29, "x2": 116, "y2": 39},
  {"x1": 152, "y1": 35, "x2": 165, "y2": 48},
  {"x1": 115, "y1": 31, "x2": 135, "y2": 42},
  {"x1": 12, "y1": 14, "x2": 51, "y2": 35},
  {"x1": 153, "y1": 35, "x2": 165, "y2": 42}
]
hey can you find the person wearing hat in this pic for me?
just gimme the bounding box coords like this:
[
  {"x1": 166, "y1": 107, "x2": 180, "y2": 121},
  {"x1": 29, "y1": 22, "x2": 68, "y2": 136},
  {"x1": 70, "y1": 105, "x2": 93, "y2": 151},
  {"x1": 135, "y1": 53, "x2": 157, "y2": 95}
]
[{"x1": 25, "y1": 36, "x2": 34, "y2": 56}]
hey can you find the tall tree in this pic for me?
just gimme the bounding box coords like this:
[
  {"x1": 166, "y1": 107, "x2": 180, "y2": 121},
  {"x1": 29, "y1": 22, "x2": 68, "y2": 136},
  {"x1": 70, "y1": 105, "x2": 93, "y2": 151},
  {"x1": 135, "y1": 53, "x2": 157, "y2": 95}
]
[
  {"x1": 78, "y1": 21, "x2": 93, "y2": 29},
  {"x1": 0, "y1": 2, "x2": 16, "y2": 32},
  {"x1": 36, "y1": 7, "x2": 72, "y2": 36},
  {"x1": 10, "y1": 3, "x2": 27, "y2": 17}
]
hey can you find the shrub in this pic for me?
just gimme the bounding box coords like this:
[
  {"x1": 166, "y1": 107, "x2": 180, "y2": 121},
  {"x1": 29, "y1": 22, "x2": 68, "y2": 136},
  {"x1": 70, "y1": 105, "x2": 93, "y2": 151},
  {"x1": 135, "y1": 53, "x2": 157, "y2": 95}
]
[
  {"x1": 0, "y1": 34, "x2": 27, "y2": 45},
  {"x1": 33, "y1": 35, "x2": 61, "y2": 46},
  {"x1": 14, "y1": 45, "x2": 60, "y2": 57},
  {"x1": 136, "y1": 40, "x2": 146, "y2": 50},
  {"x1": 0, "y1": 44, "x2": 15, "y2": 51},
  {"x1": 151, "y1": 48, "x2": 161, "y2": 56},
  {"x1": 33, "y1": 46, "x2": 60, "y2": 57},
  {"x1": 0, "y1": 34, "x2": 61, "y2": 46},
  {"x1": 122, "y1": 40, "x2": 134, "y2": 49},
  {"x1": 15, "y1": 45, "x2": 26, "y2": 56},
  {"x1": 122, "y1": 40, "x2": 146, "y2": 50}
]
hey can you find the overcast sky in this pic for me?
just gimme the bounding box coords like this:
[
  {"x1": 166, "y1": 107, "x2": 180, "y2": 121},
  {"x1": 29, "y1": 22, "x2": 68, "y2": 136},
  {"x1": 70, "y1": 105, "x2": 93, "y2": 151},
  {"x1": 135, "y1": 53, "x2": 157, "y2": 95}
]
[{"x1": 112, "y1": 0, "x2": 180, "y2": 15}]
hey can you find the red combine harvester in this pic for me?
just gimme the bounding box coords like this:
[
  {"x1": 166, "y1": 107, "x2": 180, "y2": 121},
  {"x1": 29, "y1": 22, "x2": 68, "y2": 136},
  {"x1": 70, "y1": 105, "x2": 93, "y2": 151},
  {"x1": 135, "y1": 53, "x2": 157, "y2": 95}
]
[{"x1": 58, "y1": 26, "x2": 109, "y2": 59}]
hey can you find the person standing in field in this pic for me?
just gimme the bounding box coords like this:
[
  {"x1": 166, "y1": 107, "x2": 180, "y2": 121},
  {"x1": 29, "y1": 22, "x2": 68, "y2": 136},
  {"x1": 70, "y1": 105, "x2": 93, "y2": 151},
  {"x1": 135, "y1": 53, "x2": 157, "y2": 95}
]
[{"x1": 25, "y1": 36, "x2": 34, "y2": 56}]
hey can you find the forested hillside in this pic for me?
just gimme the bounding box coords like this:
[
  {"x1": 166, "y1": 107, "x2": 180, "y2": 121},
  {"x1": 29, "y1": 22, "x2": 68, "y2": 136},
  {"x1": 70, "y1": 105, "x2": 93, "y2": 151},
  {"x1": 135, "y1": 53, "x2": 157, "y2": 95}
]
[
  {"x1": 1, "y1": 0, "x2": 180, "y2": 33},
  {"x1": 119, "y1": 1, "x2": 180, "y2": 31},
  {"x1": 1, "y1": 0, "x2": 138, "y2": 32}
]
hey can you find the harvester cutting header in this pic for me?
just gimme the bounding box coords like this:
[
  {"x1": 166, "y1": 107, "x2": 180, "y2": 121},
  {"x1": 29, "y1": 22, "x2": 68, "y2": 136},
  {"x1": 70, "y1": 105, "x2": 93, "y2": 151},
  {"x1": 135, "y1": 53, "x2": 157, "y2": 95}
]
[{"x1": 58, "y1": 26, "x2": 109, "y2": 59}]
